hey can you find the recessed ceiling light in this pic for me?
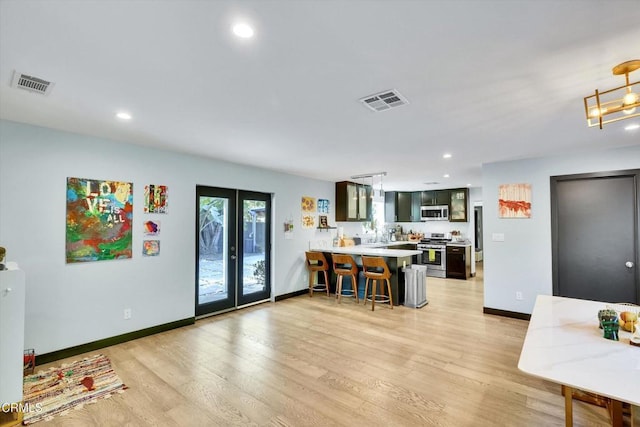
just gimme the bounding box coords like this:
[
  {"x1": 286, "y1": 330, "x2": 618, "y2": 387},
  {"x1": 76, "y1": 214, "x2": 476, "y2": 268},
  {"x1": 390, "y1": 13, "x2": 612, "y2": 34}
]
[
  {"x1": 443, "y1": 153, "x2": 452, "y2": 159},
  {"x1": 443, "y1": 174, "x2": 450, "y2": 178},
  {"x1": 116, "y1": 111, "x2": 132, "y2": 120},
  {"x1": 233, "y1": 23, "x2": 254, "y2": 38},
  {"x1": 466, "y1": 183, "x2": 471, "y2": 187},
  {"x1": 625, "y1": 123, "x2": 640, "y2": 131}
]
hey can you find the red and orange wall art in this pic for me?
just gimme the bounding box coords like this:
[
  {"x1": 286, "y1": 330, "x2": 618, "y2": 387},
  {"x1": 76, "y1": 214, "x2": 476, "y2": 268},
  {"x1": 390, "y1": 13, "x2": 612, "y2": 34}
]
[
  {"x1": 498, "y1": 183, "x2": 532, "y2": 218},
  {"x1": 66, "y1": 177, "x2": 133, "y2": 262}
]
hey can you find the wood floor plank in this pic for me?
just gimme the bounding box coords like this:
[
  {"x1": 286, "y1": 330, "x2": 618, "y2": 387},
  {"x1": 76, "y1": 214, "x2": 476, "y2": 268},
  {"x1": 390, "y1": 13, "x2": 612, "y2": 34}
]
[{"x1": 32, "y1": 264, "x2": 625, "y2": 426}]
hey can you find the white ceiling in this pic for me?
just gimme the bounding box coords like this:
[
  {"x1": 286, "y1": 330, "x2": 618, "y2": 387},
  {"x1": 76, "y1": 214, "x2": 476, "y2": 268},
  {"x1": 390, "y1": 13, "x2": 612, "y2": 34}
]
[{"x1": 1, "y1": 0, "x2": 639, "y2": 191}]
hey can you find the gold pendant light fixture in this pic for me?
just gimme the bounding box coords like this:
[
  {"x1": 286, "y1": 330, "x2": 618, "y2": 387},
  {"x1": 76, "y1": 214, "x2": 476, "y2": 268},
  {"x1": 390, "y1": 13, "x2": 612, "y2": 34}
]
[{"x1": 584, "y1": 59, "x2": 640, "y2": 129}]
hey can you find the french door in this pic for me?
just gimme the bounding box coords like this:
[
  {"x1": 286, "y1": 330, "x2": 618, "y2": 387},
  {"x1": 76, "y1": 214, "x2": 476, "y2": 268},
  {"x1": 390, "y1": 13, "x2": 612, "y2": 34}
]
[{"x1": 196, "y1": 186, "x2": 271, "y2": 316}]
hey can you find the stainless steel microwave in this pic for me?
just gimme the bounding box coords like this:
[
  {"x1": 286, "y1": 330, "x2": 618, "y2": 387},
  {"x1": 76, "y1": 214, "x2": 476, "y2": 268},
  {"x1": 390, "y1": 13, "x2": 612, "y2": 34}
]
[{"x1": 420, "y1": 205, "x2": 449, "y2": 221}]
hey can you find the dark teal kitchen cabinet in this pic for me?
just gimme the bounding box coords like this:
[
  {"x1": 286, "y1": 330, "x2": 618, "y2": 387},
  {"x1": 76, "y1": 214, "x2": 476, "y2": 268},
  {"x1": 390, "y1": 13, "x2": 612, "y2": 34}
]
[
  {"x1": 385, "y1": 191, "x2": 421, "y2": 222},
  {"x1": 421, "y1": 190, "x2": 450, "y2": 206}
]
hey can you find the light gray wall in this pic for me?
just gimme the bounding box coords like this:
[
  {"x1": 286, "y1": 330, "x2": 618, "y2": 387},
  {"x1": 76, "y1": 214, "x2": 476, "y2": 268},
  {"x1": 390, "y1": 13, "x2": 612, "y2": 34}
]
[
  {"x1": 0, "y1": 120, "x2": 334, "y2": 354},
  {"x1": 482, "y1": 144, "x2": 640, "y2": 314}
]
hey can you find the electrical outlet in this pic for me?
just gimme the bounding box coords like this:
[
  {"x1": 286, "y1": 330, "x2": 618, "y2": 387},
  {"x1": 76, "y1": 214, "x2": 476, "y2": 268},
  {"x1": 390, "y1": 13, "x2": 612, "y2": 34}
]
[
  {"x1": 515, "y1": 292, "x2": 523, "y2": 301},
  {"x1": 123, "y1": 308, "x2": 132, "y2": 319}
]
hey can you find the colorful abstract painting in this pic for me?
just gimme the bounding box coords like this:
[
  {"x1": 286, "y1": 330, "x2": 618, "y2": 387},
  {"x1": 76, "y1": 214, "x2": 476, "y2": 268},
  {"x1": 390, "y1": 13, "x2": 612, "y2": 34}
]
[
  {"x1": 66, "y1": 177, "x2": 133, "y2": 263},
  {"x1": 144, "y1": 184, "x2": 168, "y2": 213},
  {"x1": 499, "y1": 183, "x2": 532, "y2": 218},
  {"x1": 142, "y1": 240, "x2": 160, "y2": 256},
  {"x1": 143, "y1": 220, "x2": 161, "y2": 235}
]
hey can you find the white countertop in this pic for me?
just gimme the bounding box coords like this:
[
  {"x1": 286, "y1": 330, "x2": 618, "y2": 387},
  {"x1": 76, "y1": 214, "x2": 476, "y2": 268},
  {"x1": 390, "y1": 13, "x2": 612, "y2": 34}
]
[
  {"x1": 310, "y1": 245, "x2": 421, "y2": 258},
  {"x1": 518, "y1": 295, "x2": 640, "y2": 405}
]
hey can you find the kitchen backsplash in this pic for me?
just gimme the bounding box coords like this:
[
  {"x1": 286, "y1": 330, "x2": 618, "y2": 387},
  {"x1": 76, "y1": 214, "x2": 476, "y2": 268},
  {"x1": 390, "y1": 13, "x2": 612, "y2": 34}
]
[{"x1": 334, "y1": 220, "x2": 472, "y2": 241}]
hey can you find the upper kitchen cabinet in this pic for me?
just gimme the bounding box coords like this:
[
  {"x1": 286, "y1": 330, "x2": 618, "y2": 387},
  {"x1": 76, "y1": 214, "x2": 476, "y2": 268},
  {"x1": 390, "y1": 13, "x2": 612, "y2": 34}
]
[
  {"x1": 385, "y1": 191, "x2": 421, "y2": 222},
  {"x1": 449, "y1": 188, "x2": 468, "y2": 222},
  {"x1": 421, "y1": 190, "x2": 450, "y2": 206},
  {"x1": 411, "y1": 191, "x2": 421, "y2": 221},
  {"x1": 335, "y1": 181, "x2": 372, "y2": 221}
]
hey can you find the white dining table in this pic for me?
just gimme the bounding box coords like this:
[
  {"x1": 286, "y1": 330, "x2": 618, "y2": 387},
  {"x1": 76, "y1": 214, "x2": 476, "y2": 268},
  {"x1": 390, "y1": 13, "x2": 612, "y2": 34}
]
[{"x1": 518, "y1": 295, "x2": 639, "y2": 427}]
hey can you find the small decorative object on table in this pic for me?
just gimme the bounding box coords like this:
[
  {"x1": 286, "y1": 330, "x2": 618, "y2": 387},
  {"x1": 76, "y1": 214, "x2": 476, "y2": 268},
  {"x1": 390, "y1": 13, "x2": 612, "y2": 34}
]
[
  {"x1": 599, "y1": 304, "x2": 640, "y2": 345},
  {"x1": 619, "y1": 310, "x2": 637, "y2": 333},
  {"x1": 598, "y1": 308, "x2": 617, "y2": 329},
  {"x1": 614, "y1": 303, "x2": 640, "y2": 347},
  {"x1": 619, "y1": 307, "x2": 640, "y2": 347},
  {"x1": 598, "y1": 308, "x2": 619, "y2": 341},
  {"x1": 602, "y1": 318, "x2": 620, "y2": 341}
]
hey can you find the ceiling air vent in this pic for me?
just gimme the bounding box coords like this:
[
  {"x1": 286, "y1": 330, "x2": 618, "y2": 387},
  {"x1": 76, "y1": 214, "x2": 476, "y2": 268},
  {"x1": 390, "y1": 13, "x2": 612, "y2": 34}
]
[
  {"x1": 359, "y1": 89, "x2": 409, "y2": 112},
  {"x1": 11, "y1": 71, "x2": 54, "y2": 95}
]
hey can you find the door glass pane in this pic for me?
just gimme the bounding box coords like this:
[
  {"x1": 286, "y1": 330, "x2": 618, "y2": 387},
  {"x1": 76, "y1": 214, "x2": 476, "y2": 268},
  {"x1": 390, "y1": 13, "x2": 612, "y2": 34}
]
[
  {"x1": 198, "y1": 196, "x2": 229, "y2": 304},
  {"x1": 242, "y1": 199, "x2": 266, "y2": 296}
]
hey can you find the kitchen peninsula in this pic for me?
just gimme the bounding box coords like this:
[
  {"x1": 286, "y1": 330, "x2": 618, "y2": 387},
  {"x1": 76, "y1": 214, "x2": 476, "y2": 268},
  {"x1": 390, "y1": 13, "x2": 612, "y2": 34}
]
[{"x1": 309, "y1": 242, "x2": 421, "y2": 306}]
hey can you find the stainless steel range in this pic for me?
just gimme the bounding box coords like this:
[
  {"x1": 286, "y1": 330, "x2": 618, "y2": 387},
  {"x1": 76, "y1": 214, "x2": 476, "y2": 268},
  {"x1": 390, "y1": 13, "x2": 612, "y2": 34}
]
[{"x1": 417, "y1": 232, "x2": 451, "y2": 278}]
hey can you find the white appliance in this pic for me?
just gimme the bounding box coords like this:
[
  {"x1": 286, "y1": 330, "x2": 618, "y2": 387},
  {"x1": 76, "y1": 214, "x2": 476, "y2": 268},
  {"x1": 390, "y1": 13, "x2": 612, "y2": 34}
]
[{"x1": 420, "y1": 205, "x2": 449, "y2": 221}]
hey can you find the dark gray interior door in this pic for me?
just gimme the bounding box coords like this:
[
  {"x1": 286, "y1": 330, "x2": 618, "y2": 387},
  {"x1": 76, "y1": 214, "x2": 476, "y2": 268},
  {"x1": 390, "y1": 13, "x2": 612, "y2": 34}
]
[{"x1": 552, "y1": 171, "x2": 639, "y2": 304}]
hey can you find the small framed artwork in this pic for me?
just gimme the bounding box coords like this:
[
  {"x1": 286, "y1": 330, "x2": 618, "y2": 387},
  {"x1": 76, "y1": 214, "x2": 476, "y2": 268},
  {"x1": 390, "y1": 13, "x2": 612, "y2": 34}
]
[
  {"x1": 284, "y1": 220, "x2": 294, "y2": 232},
  {"x1": 498, "y1": 183, "x2": 532, "y2": 218},
  {"x1": 317, "y1": 199, "x2": 329, "y2": 214},
  {"x1": 142, "y1": 240, "x2": 160, "y2": 256},
  {"x1": 144, "y1": 184, "x2": 168, "y2": 214},
  {"x1": 319, "y1": 215, "x2": 328, "y2": 228},
  {"x1": 284, "y1": 219, "x2": 294, "y2": 240},
  {"x1": 143, "y1": 220, "x2": 161, "y2": 235},
  {"x1": 301, "y1": 196, "x2": 316, "y2": 212},
  {"x1": 301, "y1": 214, "x2": 316, "y2": 229}
]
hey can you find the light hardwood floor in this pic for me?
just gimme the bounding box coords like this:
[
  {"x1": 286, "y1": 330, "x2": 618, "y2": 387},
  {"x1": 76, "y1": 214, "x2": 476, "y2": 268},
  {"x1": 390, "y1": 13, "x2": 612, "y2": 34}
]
[{"x1": 35, "y1": 265, "x2": 627, "y2": 426}]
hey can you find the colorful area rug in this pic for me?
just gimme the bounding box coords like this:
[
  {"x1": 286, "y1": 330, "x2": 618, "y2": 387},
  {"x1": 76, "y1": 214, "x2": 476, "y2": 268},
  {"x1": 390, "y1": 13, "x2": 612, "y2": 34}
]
[{"x1": 22, "y1": 354, "x2": 126, "y2": 424}]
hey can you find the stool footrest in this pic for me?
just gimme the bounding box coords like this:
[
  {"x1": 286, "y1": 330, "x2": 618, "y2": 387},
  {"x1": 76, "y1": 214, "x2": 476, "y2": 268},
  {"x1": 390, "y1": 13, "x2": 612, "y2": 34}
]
[{"x1": 366, "y1": 294, "x2": 391, "y2": 303}]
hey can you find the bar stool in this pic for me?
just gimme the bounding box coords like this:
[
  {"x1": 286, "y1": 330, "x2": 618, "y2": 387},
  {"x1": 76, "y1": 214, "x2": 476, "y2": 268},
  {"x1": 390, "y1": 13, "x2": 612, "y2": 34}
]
[
  {"x1": 305, "y1": 251, "x2": 330, "y2": 297},
  {"x1": 362, "y1": 256, "x2": 393, "y2": 311},
  {"x1": 332, "y1": 253, "x2": 359, "y2": 304}
]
